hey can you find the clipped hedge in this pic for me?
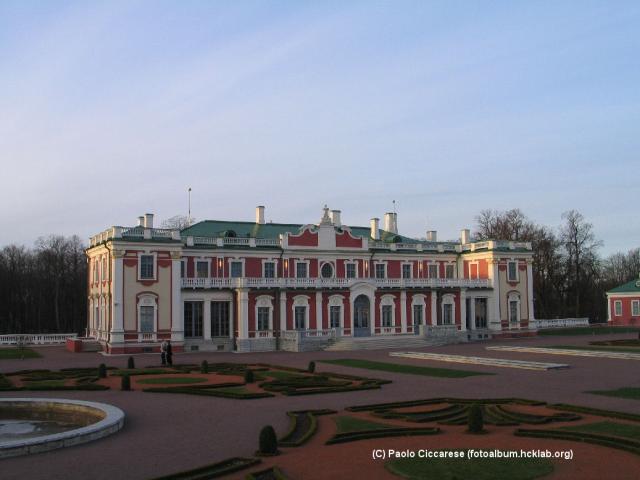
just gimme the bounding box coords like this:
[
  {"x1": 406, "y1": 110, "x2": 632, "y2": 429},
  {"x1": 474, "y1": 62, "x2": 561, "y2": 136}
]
[
  {"x1": 142, "y1": 383, "x2": 274, "y2": 399},
  {"x1": 550, "y1": 404, "x2": 640, "y2": 423},
  {"x1": 150, "y1": 457, "x2": 260, "y2": 480},
  {"x1": 326, "y1": 427, "x2": 440, "y2": 445},
  {"x1": 347, "y1": 397, "x2": 543, "y2": 413},
  {"x1": 245, "y1": 466, "x2": 288, "y2": 480}
]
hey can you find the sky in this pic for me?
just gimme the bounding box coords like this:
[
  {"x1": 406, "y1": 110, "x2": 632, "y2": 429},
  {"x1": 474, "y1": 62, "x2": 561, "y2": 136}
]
[{"x1": 0, "y1": 1, "x2": 638, "y2": 255}]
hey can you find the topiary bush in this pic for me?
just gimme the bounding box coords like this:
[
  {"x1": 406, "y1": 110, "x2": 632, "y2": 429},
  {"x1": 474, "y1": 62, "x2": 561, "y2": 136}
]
[
  {"x1": 467, "y1": 404, "x2": 484, "y2": 433},
  {"x1": 258, "y1": 425, "x2": 278, "y2": 455},
  {"x1": 201, "y1": 360, "x2": 209, "y2": 374},
  {"x1": 127, "y1": 356, "x2": 135, "y2": 369},
  {"x1": 98, "y1": 363, "x2": 107, "y2": 379},
  {"x1": 121, "y1": 374, "x2": 131, "y2": 391},
  {"x1": 308, "y1": 361, "x2": 316, "y2": 373},
  {"x1": 244, "y1": 369, "x2": 254, "y2": 384}
]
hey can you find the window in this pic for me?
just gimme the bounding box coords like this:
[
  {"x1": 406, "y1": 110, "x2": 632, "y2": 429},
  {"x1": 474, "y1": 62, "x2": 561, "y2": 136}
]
[
  {"x1": 428, "y1": 264, "x2": 438, "y2": 278},
  {"x1": 614, "y1": 300, "x2": 622, "y2": 316},
  {"x1": 263, "y1": 262, "x2": 275, "y2": 278},
  {"x1": 184, "y1": 301, "x2": 203, "y2": 337},
  {"x1": 445, "y1": 264, "x2": 455, "y2": 279},
  {"x1": 102, "y1": 257, "x2": 107, "y2": 281},
  {"x1": 632, "y1": 300, "x2": 640, "y2": 317},
  {"x1": 257, "y1": 307, "x2": 270, "y2": 331},
  {"x1": 321, "y1": 263, "x2": 333, "y2": 279},
  {"x1": 93, "y1": 260, "x2": 98, "y2": 283},
  {"x1": 140, "y1": 255, "x2": 155, "y2": 279},
  {"x1": 296, "y1": 262, "x2": 308, "y2": 278},
  {"x1": 294, "y1": 306, "x2": 306, "y2": 329},
  {"x1": 211, "y1": 301, "x2": 230, "y2": 337},
  {"x1": 382, "y1": 305, "x2": 393, "y2": 327},
  {"x1": 413, "y1": 304, "x2": 423, "y2": 325},
  {"x1": 330, "y1": 306, "x2": 341, "y2": 328},
  {"x1": 443, "y1": 304, "x2": 453, "y2": 325},
  {"x1": 139, "y1": 306, "x2": 154, "y2": 332},
  {"x1": 509, "y1": 300, "x2": 519, "y2": 323},
  {"x1": 508, "y1": 261, "x2": 518, "y2": 282},
  {"x1": 402, "y1": 264, "x2": 412, "y2": 279},
  {"x1": 230, "y1": 261, "x2": 243, "y2": 278},
  {"x1": 346, "y1": 263, "x2": 356, "y2": 279},
  {"x1": 180, "y1": 260, "x2": 185, "y2": 278},
  {"x1": 375, "y1": 263, "x2": 386, "y2": 279},
  {"x1": 196, "y1": 260, "x2": 209, "y2": 278}
]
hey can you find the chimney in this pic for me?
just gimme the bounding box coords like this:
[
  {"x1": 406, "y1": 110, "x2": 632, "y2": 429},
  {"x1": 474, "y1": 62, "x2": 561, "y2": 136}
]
[
  {"x1": 144, "y1": 213, "x2": 154, "y2": 229},
  {"x1": 460, "y1": 229, "x2": 470, "y2": 244},
  {"x1": 384, "y1": 212, "x2": 398, "y2": 234},
  {"x1": 370, "y1": 218, "x2": 380, "y2": 240},
  {"x1": 330, "y1": 210, "x2": 342, "y2": 227},
  {"x1": 137, "y1": 216, "x2": 145, "y2": 227},
  {"x1": 426, "y1": 230, "x2": 437, "y2": 242},
  {"x1": 256, "y1": 205, "x2": 265, "y2": 224}
]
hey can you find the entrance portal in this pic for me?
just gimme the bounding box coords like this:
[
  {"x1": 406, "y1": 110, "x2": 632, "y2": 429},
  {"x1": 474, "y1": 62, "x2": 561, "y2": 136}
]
[{"x1": 353, "y1": 295, "x2": 371, "y2": 337}]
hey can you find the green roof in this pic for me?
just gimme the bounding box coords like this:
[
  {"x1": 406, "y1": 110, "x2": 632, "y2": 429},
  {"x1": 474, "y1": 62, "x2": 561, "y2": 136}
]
[
  {"x1": 608, "y1": 278, "x2": 640, "y2": 294},
  {"x1": 180, "y1": 220, "x2": 416, "y2": 243}
]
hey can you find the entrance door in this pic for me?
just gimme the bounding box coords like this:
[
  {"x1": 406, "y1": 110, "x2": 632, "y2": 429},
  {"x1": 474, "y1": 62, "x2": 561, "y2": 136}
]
[{"x1": 353, "y1": 295, "x2": 371, "y2": 337}]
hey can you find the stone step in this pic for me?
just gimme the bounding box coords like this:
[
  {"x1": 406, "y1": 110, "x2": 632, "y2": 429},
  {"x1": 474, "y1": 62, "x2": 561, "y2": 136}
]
[{"x1": 324, "y1": 335, "x2": 448, "y2": 351}]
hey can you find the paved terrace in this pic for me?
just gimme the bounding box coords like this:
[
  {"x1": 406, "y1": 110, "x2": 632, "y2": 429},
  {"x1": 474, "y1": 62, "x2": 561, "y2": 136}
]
[{"x1": 1, "y1": 333, "x2": 639, "y2": 480}]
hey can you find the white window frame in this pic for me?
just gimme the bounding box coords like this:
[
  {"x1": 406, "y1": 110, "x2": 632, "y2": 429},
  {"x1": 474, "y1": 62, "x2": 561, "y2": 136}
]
[
  {"x1": 374, "y1": 262, "x2": 387, "y2": 279},
  {"x1": 292, "y1": 295, "x2": 310, "y2": 330},
  {"x1": 195, "y1": 259, "x2": 210, "y2": 279},
  {"x1": 345, "y1": 261, "x2": 358, "y2": 279},
  {"x1": 295, "y1": 260, "x2": 310, "y2": 279},
  {"x1": 180, "y1": 259, "x2": 186, "y2": 278},
  {"x1": 327, "y1": 295, "x2": 345, "y2": 329},
  {"x1": 441, "y1": 294, "x2": 455, "y2": 325},
  {"x1": 445, "y1": 263, "x2": 455, "y2": 279},
  {"x1": 507, "y1": 261, "x2": 519, "y2": 282},
  {"x1": 137, "y1": 294, "x2": 158, "y2": 333},
  {"x1": 229, "y1": 258, "x2": 245, "y2": 278},
  {"x1": 411, "y1": 294, "x2": 427, "y2": 327},
  {"x1": 614, "y1": 300, "x2": 622, "y2": 316},
  {"x1": 255, "y1": 295, "x2": 274, "y2": 332},
  {"x1": 320, "y1": 261, "x2": 335, "y2": 279},
  {"x1": 508, "y1": 292, "x2": 521, "y2": 324},
  {"x1": 428, "y1": 263, "x2": 439, "y2": 279},
  {"x1": 401, "y1": 262, "x2": 413, "y2": 279},
  {"x1": 632, "y1": 300, "x2": 640, "y2": 317},
  {"x1": 379, "y1": 294, "x2": 396, "y2": 328},
  {"x1": 262, "y1": 260, "x2": 277, "y2": 279},
  {"x1": 138, "y1": 252, "x2": 157, "y2": 281}
]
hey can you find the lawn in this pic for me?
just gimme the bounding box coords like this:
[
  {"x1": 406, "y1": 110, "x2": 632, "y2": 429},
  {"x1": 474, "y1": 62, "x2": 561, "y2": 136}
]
[
  {"x1": 537, "y1": 326, "x2": 640, "y2": 336},
  {"x1": 333, "y1": 416, "x2": 395, "y2": 434},
  {"x1": 385, "y1": 456, "x2": 553, "y2": 480},
  {"x1": 587, "y1": 387, "x2": 640, "y2": 400},
  {"x1": 321, "y1": 359, "x2": 491, "y2": 378},
  {"x1": 136, "y1": 376, "x2": 208, "y2": 385},
  {"x1": 0, "y1": 347, "x2": 41, "y2": 359},
  {"x1": 560, "y1": 421, "x2": 640, "y2": 440}
]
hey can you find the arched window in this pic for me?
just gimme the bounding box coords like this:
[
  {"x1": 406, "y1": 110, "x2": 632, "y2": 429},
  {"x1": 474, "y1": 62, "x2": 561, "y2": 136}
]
[
  {"x1": 379, "y1": 294, "x2": 396, "y2": 328},
  {"x1": 138, "y1": 294, "x2": 158, "y2": 334},
  {"x1": 255, "y1": 295, "x2": 274, "y2": 332},
  {"x1": 292, "y1": 295, "x2": 310, "y2": 330},
  {"x1": 441, "y1": 294, "x2": 456, "y2": 326},
  {"x1": 320, "y1": 262, "x2": 334, "y2": 279},
  {"x1": 327, "y1": 295, "x2": 344, "y2": 329}
]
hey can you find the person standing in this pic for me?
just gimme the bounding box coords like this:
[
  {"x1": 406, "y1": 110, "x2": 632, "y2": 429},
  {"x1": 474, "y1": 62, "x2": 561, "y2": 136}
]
[
  {"x1": 166, "y1": 340, "x2": 173, "y2": 366},
  {"x1": 160, "y1": 339, "x2": 168, "y2": 366}
]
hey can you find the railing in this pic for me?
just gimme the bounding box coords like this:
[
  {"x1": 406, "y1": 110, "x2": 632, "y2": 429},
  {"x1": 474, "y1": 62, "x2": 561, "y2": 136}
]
[
  {"x1": 249, "y1": 330, "x2": 275, "y2": 338},
  {"x1": 138, "y1": 332, "x2": 157, "y2": 342},
  {"x1": 530, "y1": 318, "x2": 590, "y2": 329},
  {"x1": 0, "y1": 333, "x2": 77, "y2": 345},
  {"x1": 256, "y1": 238, "x2": 280, "y2": 247},
  {"x1": 181, "y1": 277, "x2": 491, "y2": 289},
  {"x1": 90, "y1": 226, "x2": 181, "y2": 246}
]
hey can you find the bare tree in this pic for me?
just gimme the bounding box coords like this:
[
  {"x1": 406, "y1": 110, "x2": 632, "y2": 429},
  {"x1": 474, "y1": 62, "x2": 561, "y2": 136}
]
[{"x1": 161, "y1": 215, "x2": 194, "y2": 230}]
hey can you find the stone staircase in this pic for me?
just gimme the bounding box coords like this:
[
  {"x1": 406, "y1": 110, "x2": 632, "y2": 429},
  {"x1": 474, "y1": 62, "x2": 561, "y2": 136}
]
[{"x1": 324, "y1": 334, "x2": 449, "y2": 351}]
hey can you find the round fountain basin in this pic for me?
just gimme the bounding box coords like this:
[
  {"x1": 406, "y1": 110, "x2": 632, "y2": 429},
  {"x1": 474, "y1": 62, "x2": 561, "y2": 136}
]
[{"x1": 0, "y1": 398, "x2": 124, "y2": 458}]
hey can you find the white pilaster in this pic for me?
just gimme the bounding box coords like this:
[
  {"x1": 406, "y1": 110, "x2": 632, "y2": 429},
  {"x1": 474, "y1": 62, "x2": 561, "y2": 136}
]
[
  {"x1": 280, "y1": 291, "x2": 287, "y2": 331},
  {"x1": 110, "y1": 252, "x2": 124, "y2": 344},
  {"x1": 237, "y1": 289, "x2": 249, "y2": 339},
  {"x1": 203, "y1": 298, "x2": 211, "y2": 340},
  {"x1": 459, "y1": 288, "x2": 467, "y2": 331},
  {"x1": 400, "y1": 291, "x2": 407, "y2": 333},
  {"x1": 430, "y1": 291, "x2": 438, "y2": 326},
  {"x1": 469, "y1": 298, "x2": 477, "y2": 330},
  {"x1": 490, "y1": 260, "x2": 502, "y2": 329},
  {"x1": 315, "y1": 291, "x2": 323, "y2": 330},
  {"x1": 526, "y1": 260, "x2": 535, "y2": 321},
  {"x1": 171, "y1": 254, "x2": 184, "y2": 342}
]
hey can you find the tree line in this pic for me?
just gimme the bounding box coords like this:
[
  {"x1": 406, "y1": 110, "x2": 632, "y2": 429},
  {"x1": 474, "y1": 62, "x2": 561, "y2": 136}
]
[{"x1": 0, "y1": 210, "x2": 637, "y2": 334}]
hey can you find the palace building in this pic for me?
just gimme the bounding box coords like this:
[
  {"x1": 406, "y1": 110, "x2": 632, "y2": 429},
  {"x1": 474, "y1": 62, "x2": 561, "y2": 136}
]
[{"x1": 85, "y1": 206, "x2": 535, "y2": 354}]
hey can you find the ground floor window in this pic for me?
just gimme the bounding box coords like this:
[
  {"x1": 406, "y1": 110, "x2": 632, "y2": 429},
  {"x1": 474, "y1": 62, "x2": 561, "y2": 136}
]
[
  {"x1": 184, "y1": 301, "x2": 203, "y2": 338},
  {"x1": 257, "y1": 306, "x2": 269, "y2": 331},
  {"x1": 509, "y1": 300, "x2": 519, "y2": 324},
  {"x1": 614, "y1": 300, "x2": 622, "y2": 316},
  {"x1": 294, "y1": 306, "x2": 306, "y2": 330},
  {"x1": 413, "y1": 304, "x2": 423, "y2": 325},
  {"x1": 443, "y1": 304, "x2": 453, "y2": 325},
  {"x1": 211, "y1": 301, "x2": 229, "y2": 337},
  {"x1": 330, "y1": 306, "x2": 341, "y2": 328},
  {"x1": 633, "y1": 300, "x2": 640, "y2": 317},
  {"x1": 139, "y1": 306, "x2": 154, "y2": 332},
  {"x1": 382, "y1": 305, "x2": 393, "y2": 327}
]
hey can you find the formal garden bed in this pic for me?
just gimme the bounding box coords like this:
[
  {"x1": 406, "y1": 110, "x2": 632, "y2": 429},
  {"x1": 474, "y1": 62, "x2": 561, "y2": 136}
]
[{"x1": 321, "y1": 358, "x2": 492, "y2": 378}]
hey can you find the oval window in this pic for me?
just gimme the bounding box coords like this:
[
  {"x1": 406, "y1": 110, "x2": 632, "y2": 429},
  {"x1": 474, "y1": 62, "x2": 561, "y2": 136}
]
[{"x1": 321, "y1": 263, "x2": 333, "y2": 279}]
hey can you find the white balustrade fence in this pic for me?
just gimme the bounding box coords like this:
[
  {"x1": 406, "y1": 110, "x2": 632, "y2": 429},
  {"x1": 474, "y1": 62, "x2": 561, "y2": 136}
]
[
  {"x1": 530, "y1": 318, "x2": 590, "y2": 329},
  {"x1": 0, "y1": 333, "x2": 77, "y2": 346}
]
